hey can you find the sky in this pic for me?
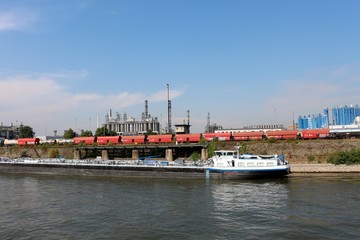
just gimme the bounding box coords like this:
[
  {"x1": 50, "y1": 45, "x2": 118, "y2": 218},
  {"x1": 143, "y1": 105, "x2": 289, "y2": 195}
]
[{"x1": 1, "y1": 0, "x2": 360, "y2": 136}]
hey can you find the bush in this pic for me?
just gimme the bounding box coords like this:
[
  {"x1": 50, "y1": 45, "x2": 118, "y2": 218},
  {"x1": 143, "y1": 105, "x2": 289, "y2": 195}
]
[
  {"x1": 190, "y1": 152, "x2": 200, "y2": 161},
  {"x1": 267, "y1": 138, "x2": 277, "y2": 143},
  {"x1": 307, "y1": 155, "x2": 315, "y2": 162},
  {"x1": 207, "y1": 140, "x2": 218, "y2": 158},
  {"x1": 328, "y1": 148, "x2": 360, "y2": 165},
  {"x1": 48, "y1": 149, "x2": 59, "y2": 158},
  {"x1": 21, "y1": 151, "x2": 30, "y2": 158}
]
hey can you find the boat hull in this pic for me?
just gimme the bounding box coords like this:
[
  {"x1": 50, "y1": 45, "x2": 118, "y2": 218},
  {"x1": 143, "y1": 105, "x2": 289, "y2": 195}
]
[{"x1": 208, "y1": 166, "x2": 291, "y2": 179}]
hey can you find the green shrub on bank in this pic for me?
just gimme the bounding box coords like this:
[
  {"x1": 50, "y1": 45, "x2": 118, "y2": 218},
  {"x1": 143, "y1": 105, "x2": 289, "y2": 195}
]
[
  {"x1": 48, "y1": 149, "x2": 59, "y2": 158},
  {"x1": 190, "y1": 152, "x2": 200, "y2": 161},
  {"x1": 328, "y1": 148, "x2": 360, "y2": 165},
  {"x1": 21, "y1": 151, "x2": 30, "y2": 158}
]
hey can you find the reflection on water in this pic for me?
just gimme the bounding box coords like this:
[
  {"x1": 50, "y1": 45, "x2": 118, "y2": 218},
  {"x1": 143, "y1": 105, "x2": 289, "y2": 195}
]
[
  {"x1": 0, "y1": 174, "x2": 359, "y2": 239},
  {"x1": 209, "y1": 179, "x2": 290, "y2": 238}
]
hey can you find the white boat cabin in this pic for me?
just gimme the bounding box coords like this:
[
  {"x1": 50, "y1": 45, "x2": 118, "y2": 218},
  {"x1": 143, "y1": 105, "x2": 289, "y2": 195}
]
[{"x1": 211, "y1": 150, "x2": 286, "y2": 168}]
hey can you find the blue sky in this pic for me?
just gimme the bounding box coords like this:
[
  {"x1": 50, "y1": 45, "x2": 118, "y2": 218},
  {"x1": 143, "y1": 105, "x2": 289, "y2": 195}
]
[{"x1": 1, "y1": 0, "x2": 360, "y2": 136}]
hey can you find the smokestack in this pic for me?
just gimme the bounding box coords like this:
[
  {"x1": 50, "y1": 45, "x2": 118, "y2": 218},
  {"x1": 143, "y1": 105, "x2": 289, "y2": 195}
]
[
  {"x1": 145, "y1": 100, "x2": 148, "y2": 119},
  {"x1": 187, "y1": 110, "x2": 190, "y2": 125}
]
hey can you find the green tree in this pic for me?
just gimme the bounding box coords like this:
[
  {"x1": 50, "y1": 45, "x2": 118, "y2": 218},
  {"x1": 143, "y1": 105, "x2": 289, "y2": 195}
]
[
  {"x1": 81, "y1": 130, "x2": 93, "y2": 137},
  {"x1": 95, "y1": 127, "x2": 117, "y2": 136},
  {"x1": 18, "y1": 124, "x2": 35, "y2": 138},
  {"x1": 63, "y1": 128, "x2": 76, "y2": 139}
]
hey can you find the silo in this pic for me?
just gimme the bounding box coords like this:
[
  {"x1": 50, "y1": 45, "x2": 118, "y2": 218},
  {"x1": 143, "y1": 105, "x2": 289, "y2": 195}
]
[
  {"x1": 349, "y1": 105, "x2": 355, "y2": 124},
  {"x1": 338, "y1": 106, "x2": 344, "y2": 125},
  {"x1": 344, "y1": 105, "x2": 349, "y2": 125},
  {"x1": 317, "y1": 114, "x2": 322, "y2": 128},
  {"x1": 303, "y1": 116, "x2": 307, "y2": 129},
  {"x1": 332, "y1": 108, "x2": 337, "y2": 125},
  {"x1": 323, "y1": 107, "x2": 329, "y2": 127},
  {"x1": 312, "y1": 114, "x2": 317, "y2": 129},
  {"x1": 298, "y1": 116, "x2": 303, "y2": 129},
  {"x1": 306, "y1": 116, "x2": 311, "y2": 129},
  {"x1": 356, "y1": 105, "x2": 360, "y2": 118},
  {"x1": 322, "y1": 114, "x2": 329, "y2": 128}
]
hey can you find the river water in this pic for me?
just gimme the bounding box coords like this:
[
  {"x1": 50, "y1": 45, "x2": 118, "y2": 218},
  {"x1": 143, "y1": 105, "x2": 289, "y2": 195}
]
[{"x1": 0, "y1": 174, "x2": 359, "y2": 240}]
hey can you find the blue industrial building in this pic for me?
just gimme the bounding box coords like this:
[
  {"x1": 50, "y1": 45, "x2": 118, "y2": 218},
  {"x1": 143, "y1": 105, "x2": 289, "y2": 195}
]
[{"x1": 298, "y1": 105, "x2": 360, "y2": 129}]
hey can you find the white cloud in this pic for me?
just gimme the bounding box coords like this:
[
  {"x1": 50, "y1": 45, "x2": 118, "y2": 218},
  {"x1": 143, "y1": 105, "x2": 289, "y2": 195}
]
[
  {"x1": 148, "y1": 89, "x2": 183, "y2": 102},
  {"x1": 0, "y1": 9, "x2": 38, "y2": 31},
  {"x1": 0, "y1": 71, "x2": 184, "y2": 135}
]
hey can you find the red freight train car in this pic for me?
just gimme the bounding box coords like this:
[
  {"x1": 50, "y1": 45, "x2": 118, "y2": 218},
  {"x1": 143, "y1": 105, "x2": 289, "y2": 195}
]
[
  {"x1": 202, "y1": 132, "x2": 231, "y2": 141},
  {"x1": 121, "y1": 135, "x2": 146, "y2": 144},
  {"x1": 265, "y1": 130, "x2": 298, "y2": 140},
  {"x1": 175, "y1": 133, "x2": 202, "y2": 143},
  {"x1": 17, "y1": 138, "x2": 40, "y2": 146},
  {"x1": 301, "y1": 129, "x2": 330, "y2": 139},
  {"x1": 97, "y1": 136, "x2": 121, "y2": 145},
  {"x1": 74, "y1": 137, "x2": 97, "y2": 145},
  {"x1": 232, "y1": 132, "x2": 264, "y2": 141},
  {"x1": 147, "y1": 134, "x2": 173, "y2": 143}
]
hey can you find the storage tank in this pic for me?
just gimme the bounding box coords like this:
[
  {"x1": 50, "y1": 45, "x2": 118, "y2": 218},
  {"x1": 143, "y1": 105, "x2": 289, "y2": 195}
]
[
  {"x1": 298, "y1": 116, "x2": 304, "y2": 129},
  {"x1": 323, "y1": 107, "x2": 329, "y2": 126},
  {"x1": 332, "y1": 107, "x2": 338, "y2": 125},
  {"x1": 355, "y1": 105, "x2": 360, "y2": 118},
  {"x1": 344, "y1": 105, "x2": 349, "y2": 125},
  {"x1": 338, "y1": 106, "x2": 344, "y2": 125},
  {"x1": 349, "y1": 105, "x2": 355, "y2": 124},
  {"x1": 317, "y1": 114, "x2": 322, "y2": 128},
  {"x1": 322, "y1": 115, "x2": 329, "y2": 128}
]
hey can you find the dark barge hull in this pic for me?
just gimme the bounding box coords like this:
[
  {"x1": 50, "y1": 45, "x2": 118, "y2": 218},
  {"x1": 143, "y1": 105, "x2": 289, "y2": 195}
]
[
  {"x1": 0, "y1": 162, "x2": 216, "y2": 179},
  {"x1": 208, "y1": 168, "x2": 291, "y2": 179}
]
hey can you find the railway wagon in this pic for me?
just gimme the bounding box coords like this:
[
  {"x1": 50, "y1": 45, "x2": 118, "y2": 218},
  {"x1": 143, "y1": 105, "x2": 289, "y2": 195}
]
[
  {"x1": 265, "y1": 130, "x2": 298, "y2": 140},
  {"x1": 17, "y1": 138, "x2": 40, "y2": 146},
  {"x1": 301, "y1": 129, "x2": 330, "y2": 139},
  {"x1": 232, "y1": 132, "x2": 264, "y2": 141},
  {"x1": 147, "y1": 134, "x2": 173, "y2": 143},
  {"x1": 97, "y1": 136, "x2": 121, "y2": 145},
  {"x1": 73, "y1": 136, "x2": 97, "y2": 145},
  {"x1": 175, "y1": 133, "x2": 202, "y2": 143},
  {"x1": 202, "y1": 132, "x2": 232, "y2": 141},
  {"x1": 121, "y1": 135, "x2": 146, "y2": 144}
]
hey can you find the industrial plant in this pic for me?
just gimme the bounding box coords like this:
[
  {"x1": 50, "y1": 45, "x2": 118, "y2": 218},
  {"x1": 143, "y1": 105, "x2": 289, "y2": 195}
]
[
  {"x1": 298, "y1": 105, "x2": 360, "y2": 129},
  {"x1": 104, "y1": 100, "x2": 161, "y2": 135}
]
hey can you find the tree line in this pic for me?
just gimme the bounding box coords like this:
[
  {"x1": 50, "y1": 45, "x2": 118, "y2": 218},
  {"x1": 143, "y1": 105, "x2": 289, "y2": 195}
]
[
  {"x1": 63, "y1": 127, "x2": 117, "y2": 139},
  {"x1": 17, "y1": 125, "x2": 117, "y2": 139}
]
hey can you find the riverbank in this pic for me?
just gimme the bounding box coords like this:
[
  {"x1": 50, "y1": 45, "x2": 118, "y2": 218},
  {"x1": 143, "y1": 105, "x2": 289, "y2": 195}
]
[{"x1": 290, "y1": 164, "x2": 360, "y2": 174}]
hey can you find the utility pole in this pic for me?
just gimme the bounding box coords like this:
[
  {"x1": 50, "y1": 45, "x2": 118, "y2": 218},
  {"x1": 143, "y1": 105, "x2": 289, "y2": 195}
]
[{"x1": 167, "y1": 84, "x2": 172, "y2": 133}]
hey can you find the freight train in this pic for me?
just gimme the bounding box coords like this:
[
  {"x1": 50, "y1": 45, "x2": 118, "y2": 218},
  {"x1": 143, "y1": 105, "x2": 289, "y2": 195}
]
[{"x1": 4, "y1": 126, "x2": 360, "y2": 146}]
